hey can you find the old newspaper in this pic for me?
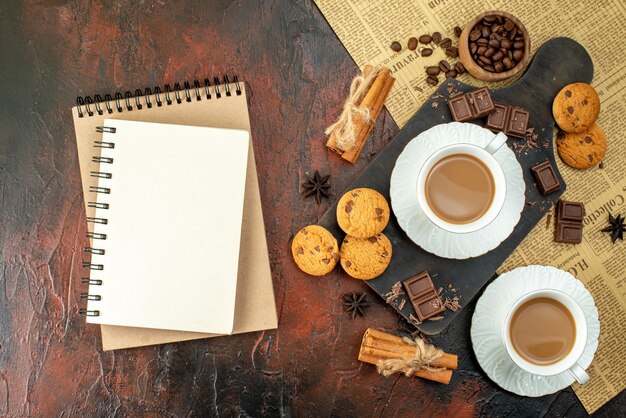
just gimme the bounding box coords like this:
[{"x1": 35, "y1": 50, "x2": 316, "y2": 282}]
[{"x1": 315, "y1": 0, "x2": 626, "y2": 412}]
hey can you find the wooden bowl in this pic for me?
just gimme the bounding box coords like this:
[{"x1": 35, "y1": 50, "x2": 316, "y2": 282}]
[{"x1": 458, "y1": 11, "x2": 531, "y2": 81}]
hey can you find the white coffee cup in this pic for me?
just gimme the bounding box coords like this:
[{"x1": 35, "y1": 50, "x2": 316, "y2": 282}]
[
  {"x1": 416, "y1": 132, "x2": 508, "y2": 234},
  {"x1": 502, "y1": 289, "x2": 590, "y2": 384}
]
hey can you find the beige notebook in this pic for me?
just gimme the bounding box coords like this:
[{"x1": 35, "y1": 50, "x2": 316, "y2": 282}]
[{"x1": 72, "y1": 78, "x2": 278, "y2": 349}]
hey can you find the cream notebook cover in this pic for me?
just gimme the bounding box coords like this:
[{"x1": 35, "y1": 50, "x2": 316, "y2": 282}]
[
  {"x1": 85, "y1": 119, "x2": 249, "y2": 334},
  {"x1": 72, "y1": 79, "x2": 278, "y2": 349}
]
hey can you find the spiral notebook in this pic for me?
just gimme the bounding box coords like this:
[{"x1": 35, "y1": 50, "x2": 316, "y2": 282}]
[{"x1": 72, "y1": 77, "x2": 278, "y2": 349}]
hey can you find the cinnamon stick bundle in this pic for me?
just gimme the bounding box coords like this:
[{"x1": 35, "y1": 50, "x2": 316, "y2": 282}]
[
  {"x1": 326, "y1": 66, "x2": 395, "y2": 164},
  {"x1": 358, "y1": 328, "x2": 457, "y2": 384}
]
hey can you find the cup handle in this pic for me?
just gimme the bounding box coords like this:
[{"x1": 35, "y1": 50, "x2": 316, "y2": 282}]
[
  {"x1": 484, "y1": 132, "x2": 508, "y2": 155},
  {"x1": 567, "y1": 363, "x2": 590, "y2": 385}
]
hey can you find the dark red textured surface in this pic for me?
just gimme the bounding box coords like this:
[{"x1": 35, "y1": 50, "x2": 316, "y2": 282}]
[{"x1": 0, "y1": 1, "x2": 624, "y2": 417}]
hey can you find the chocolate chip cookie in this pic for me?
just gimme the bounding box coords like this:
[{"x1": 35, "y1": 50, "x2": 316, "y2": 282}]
[
  {"x1": 291, "y1": 225, "x2": 339, "y2": 276},
  {"x1": 340, "y1": 233, "x2": 392, "y2": 280},
  {"x1": 552, "y1": 83, "x2": 600, "y2": 133},
  {"x1": 556, "y1": 123, "x2": 606, "y2": 169},
  {"x1": 336, "y1": 188, "x2": 390, "y2": 239}
]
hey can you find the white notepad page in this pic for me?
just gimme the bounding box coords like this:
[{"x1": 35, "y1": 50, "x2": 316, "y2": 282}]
[{"x1": 85, "y1": 119, "x2": 249, "y2": 334}]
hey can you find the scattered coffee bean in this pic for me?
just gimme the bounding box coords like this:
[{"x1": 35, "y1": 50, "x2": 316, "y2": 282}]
[
  {"x1": 445, "y1": 46, "x2": 459, "y2": 58},
  {"x1": 408, "y1": 37, "x2": 418, "y2": 51},
  {"x1": 454, "y1": 62, "x2": 466, "y2": 74},
  {"x1": 440, "y1": 38, "x2": 452, "y2": 48},
  {"x1": 454, "y1": 26, "x2": 462, "y2": 37},
  {"x1": 426, "y1": 66, "x2": 441, "y2": 75},
  {"x1": 438, "y1": 60, "x2": 451, "y2": 72},
  {"x1": 421, "y1": 48, "x2": 433, "y2": 57},
  {"x1": 426, "y1": 75, "x2": 439, "y2": 86},
  {"x1": 432, "y1": 31, "x2": 442, "y2": 44},
  {"x1": 419, "y1": 34, "x2": 432, "y2": 44},
  {"x1": 445, "y1": 69, "x2": 458, "y2": 78},
  {"x1": 390, "y1": 41, "x2": 402, "y2": 52}
]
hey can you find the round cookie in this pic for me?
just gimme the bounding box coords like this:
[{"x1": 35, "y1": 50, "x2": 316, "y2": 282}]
[
  {"x1": 336, "y1": 188, "x2": 390, "y2": 239},
  {"x1": 556, "y1": 123, "x2": 606, "y2": 169},
  {"x1": 291, "y1": 225, "x2": 339, "y2": 276},
  {"x1": 552, "y1": 83, "x2": 600, "y2": 133},
  {"x1": 340, "y1": 233, "x2": 392, "y2": 280}
]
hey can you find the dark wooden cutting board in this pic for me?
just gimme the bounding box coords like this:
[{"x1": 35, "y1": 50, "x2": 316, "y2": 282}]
[{"x1": 319, "y1": 37, "x2": 593, "y2": 335}]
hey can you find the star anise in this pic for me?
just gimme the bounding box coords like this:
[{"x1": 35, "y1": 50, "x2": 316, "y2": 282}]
[
  {"x1": 343, "y1": 292, "x2": 370, "y2": 319},
  {"x1": 301, "y1": 170, "x2": 331, "y2": 204},
  {"x1": 601, "y1": 213, "x2": 626, "y2": 244}
]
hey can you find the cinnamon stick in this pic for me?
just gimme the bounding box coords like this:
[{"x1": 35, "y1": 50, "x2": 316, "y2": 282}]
[
  {"x1": 358, "y1": 350, "x2": 453, "y2": 384},
  {"x1": 364, "y1": 328, "x2": 458, "y2": 370},
  {"x1": 326, "y1": 65, "x2": 375, "y2": 154},
  {"x1": 341, "y1": 73, "x2": 395, "y2": 163}
]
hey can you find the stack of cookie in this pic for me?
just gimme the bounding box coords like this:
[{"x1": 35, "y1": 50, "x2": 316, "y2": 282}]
[
  {"x1": 552, "y1": 83, "x2": 606, "y2": 169},
  {"x1": 291, "y1": 188, "x2": 392, "y2": 280}
]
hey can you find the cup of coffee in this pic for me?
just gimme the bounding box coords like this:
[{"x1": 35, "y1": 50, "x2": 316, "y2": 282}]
[
  {"x1": 416, "y1": 132, "x2": 507, "y2": 233},
  {"x1": 502, "y1": 289, "x2": 590, "y2": 384}
]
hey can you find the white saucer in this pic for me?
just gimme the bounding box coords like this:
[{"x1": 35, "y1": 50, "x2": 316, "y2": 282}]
[
  {"x1": 390, "y1": 122, "x2": 525, "y2": 259},
  {"x1": 471, "y1": 265, "x2": 600, "y2": 397}
]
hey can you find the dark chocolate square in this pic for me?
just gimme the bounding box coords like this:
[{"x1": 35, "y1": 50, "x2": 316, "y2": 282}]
[
  {"x1": 557, "y1": 200, "x2": 585, "y2": 223},
  {"x1": 555, "y1": 222, "x2": 583, "y2": 244},
  {"x1": 413, "y1": 294, "x2": 445, "y2": 322},
  {"x1": 506, "y1": 107, "x2": 529, "y2": 137},
  {"x1": 468, "y1": 87, "x2": 495, "y2": 117},
  {"x1": 485, "y1": 103, "x2": 510, "y2": 132},
  {"x1": 402, "y1": 271, "x2": 435, "y2": 301},
  {"x1": 531, "y1": 161, "x2": 560, "y2": 195},
  {"x1": 448, "y1": 95, "x2": 475, "y2": 122}
]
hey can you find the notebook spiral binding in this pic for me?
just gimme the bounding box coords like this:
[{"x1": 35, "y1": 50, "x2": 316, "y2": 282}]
[
  {"x1": 75, "y1": 75, "x2": 242, "y2": 118},
  {"x1": 80, "y1": 125, "x2": 119, "y2": 317}
]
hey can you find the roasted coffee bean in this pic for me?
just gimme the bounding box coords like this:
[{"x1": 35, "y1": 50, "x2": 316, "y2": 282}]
[
  {"x1": 421, "y1": 47, "x2": 433, "y2": 57},
  {"x1": 473, "y1": 53, "x2": 479, "y2": 61},
  {"x1": 432, "y1": 31, "x2": 442, "y2": 44},
  {"x1": 445, "y1": 46, "x2": 458, "y2": 58},
  {"x1": 440, "y1": 37, "x2": 452, "y2": 48},
  {"x1": 390, "y1": 41, "x2": 402, "y2": 52},
  {"x1": 484, "y1": 64, "x2": 495, "y2": 72},
  {"x1": 513, "y1": 49, "x2": 524, "y2": 61},
  {"x1": 509, "y1": 27, "x2": 517, "y2": 40},
  {"x1": 408, "y1": 37, "x2": 418, "y2": 50},
  {"x1": 469, "y1": 28, "x2": 481, "y2": 41},
  {"x1": 492, "y1": 32, "x2": 502, "y2": 41},
  {"x1": 470, "y1": 42, "x2": 477, "y2": 55},
  {"x1": 494, "y1": 62, "x2": 504, "y2": 73},
  {"x1": 483, "y1": 15, "x2": 497, "y2": 23},
  {"x1": 426, "y1": 75, "x2": 439, "y2": 86},
  {"x1": 502, "y1": 57, "x2": 514, "y2": 69},
  {"x1": 419, "y1": 34, "x2": 432, "y2": 44},
  {"x1": 477, "y1": 60, "x2": 486, "y2": 68},
  {"x1": 454, "y1": 26, "x2": 462, "y2": 37},
  {"x1": 477, "y1": 45, "x2": 487, "y2": 55},
  {"x1": 492, "y1": 25, "x2": 503, "y2": 35},
  {"x1": 500, "y1": 38, "x2": 511, "y2": 49},
  {"x1": 438, "y1": 60, "x2": 451, "y2": 72},
  {"x1": 478, "y1": 55, "x2": 492, "y2": 65},
  {"x1": 492, "y1": 51, "x2": 504, "y2": 62},
  {"x1": 507, "y1": 50, "x2": 514, "y2": 60},
  {"x1": 454, "y1": 62, "x2": 466, "y2": 74},
  {"x1": 496, "y1": 15, "x2": 504, "y2": 24},
  {"x1": 513, "y1": 40, "x2": 524, "y2": 49},
  {"x1": 426, "y1": 66, "x2": 441, "y2": 75},
  {"x1": 488, "y1": 39, "x2": 500, "y2": 48},
  {"x1": 445, "y1": 69, "x2": 458, "y2": 78},
  {"x1": 503, "y1": 19, "x2": 515, "y2": 31},
  {"x1": 477, "y1": 38, "x2": 488, "y2": 46},
  {"x1": 484, "y1": 47, "x2": 496, "y2": 58},
  {"x1": 481, "y1": 26, "x2": 490, "y2": 38}
]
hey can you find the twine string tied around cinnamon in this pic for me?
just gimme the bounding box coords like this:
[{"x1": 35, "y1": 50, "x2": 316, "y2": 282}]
[{"x1": 376, "y1": 337, "x2": 446, "y2": 377}]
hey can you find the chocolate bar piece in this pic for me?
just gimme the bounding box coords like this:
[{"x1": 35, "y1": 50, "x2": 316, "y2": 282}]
[
  {"x1": 555, "y1": 222, "x2": 583, "y2": 244},
  {"x1": 531, "y1": 160, "x2": 561, "y2": 195},
  {"x1": 447, "y1": 87, "x2": 495, "y2": 122},
  {"x1": 468, "y1": 87, "x2": 495, "y2": 117},
  {"x1": 402, "y1": 271, "x2": 445, "y2": 322},
  {"x1": 554, "y1": 199, "x2": 585, "y2": 244},
  {"x1": 485, "y1": 102, "x2": 529, "y2": 138}
]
